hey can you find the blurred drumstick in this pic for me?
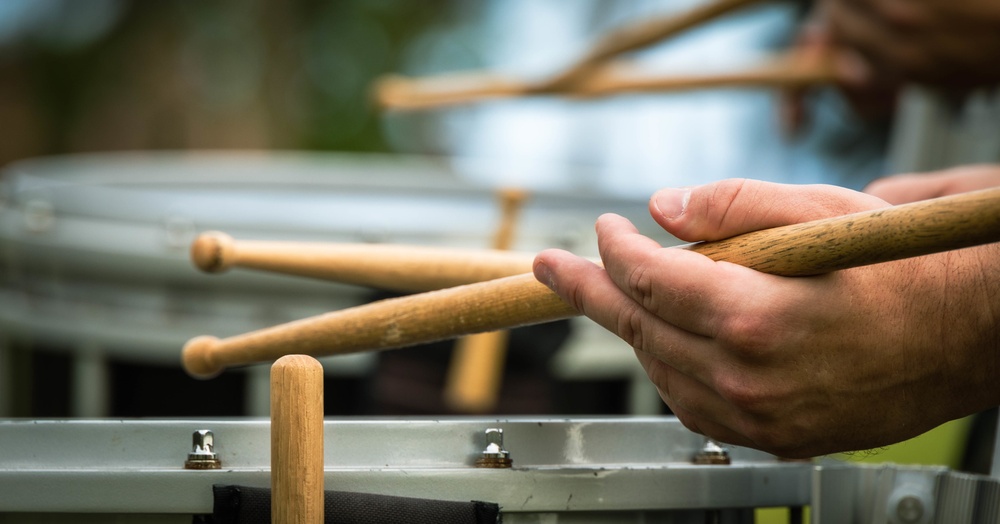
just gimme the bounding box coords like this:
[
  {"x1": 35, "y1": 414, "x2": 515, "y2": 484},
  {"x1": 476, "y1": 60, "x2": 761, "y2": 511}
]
[
  {"x1": 444, "y1": 189, "x2": 529, "y2": 413},
  {"x1": 569, "y1": 51, "x2": 834, "y2": 97},
  {"x1": 191, "y1": 231, "x2": 536, "y2": 293},
  {"x1": 183, "y1": 187, "x2": 1000, "y2": 379},
  {"x1": 375, "y1": 0, "x2": 767, "y2": 110},
  {"x1": 377, "y1": 49, "x2": 835, "y2": 110}
]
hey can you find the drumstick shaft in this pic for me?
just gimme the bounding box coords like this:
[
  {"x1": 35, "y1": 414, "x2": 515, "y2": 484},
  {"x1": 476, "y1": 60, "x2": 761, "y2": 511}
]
[
  {"x1": 541, "y1": 0, "x2": 766, "y2": 90},
  {"x1": 376, "y1": 56, "x2": 833, "y2": 110},
  {"x1": 570, "y1": 55, "x2": 834, "y2": 98},
  {"x1": 271, "y1": 355, "x2": 324, "y2": 524},
  {"x1": 445, "y1": 189, "x2": 529, "y2": 413},
  {"x1": 192, "y1": 232, "x2": 536, "y2": 292},
  {"x1": 183, "y1": 187, "x2": 1000, "y2": 378}
]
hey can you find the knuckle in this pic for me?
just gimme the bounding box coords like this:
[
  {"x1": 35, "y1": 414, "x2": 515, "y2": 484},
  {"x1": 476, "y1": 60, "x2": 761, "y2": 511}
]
[
  {"x1": 715, "y1": 373, "x2": 768, "y2": 414},
  {"x1": 625, "y1": 262, "x2": 657, "y2": 312},
  {"x1": 616, "y1": 305, "x2": 647, "y2": 352},
  {"x1": 716, "y1": 312, "x2": 777, "y2": 362},
  {"x1": 562, "y1": 280, "x2": 588, "y2": 314}
]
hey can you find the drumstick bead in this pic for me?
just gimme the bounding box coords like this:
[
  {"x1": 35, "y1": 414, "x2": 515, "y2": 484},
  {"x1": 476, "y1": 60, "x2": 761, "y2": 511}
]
[{"x1": 190, "y1": 231, "x2": 237, "y2": 273}]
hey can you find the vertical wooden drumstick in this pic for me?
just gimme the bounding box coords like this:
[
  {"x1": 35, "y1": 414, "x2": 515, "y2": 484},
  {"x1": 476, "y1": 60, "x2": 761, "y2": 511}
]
[
  {"x1": 271, "y1": 355, "x2": 324, "y2": 524},
  {"x1": 444, "y1": 189, "x2": 529, "y2": 413}
]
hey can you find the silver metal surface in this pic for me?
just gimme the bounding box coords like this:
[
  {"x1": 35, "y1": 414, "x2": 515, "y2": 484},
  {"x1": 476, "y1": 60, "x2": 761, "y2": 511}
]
[
  {"x1": 813, "y1": 462, "x2": 1000, "y2": 523},
  {"x1": 0, "y1": 417, "x2": 808, "y2": 515}
]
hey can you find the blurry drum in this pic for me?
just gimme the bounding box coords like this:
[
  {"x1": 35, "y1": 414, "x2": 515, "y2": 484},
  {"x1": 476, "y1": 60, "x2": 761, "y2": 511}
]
[
  {"x1": 0, "y1": 152, "x2": 673, "y2": 418},
  {"x1": 0, "y1": 417, "x2": 811, "y2": 522}
]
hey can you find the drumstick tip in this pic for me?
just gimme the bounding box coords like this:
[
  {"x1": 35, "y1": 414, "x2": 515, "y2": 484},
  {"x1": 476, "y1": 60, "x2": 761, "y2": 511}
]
[
  {"x1": 191, "y1": 231, "x2": 235, "y2": 273},
  {"x1": 182, "y1": 335, "x2": 223, "y2": 379}
]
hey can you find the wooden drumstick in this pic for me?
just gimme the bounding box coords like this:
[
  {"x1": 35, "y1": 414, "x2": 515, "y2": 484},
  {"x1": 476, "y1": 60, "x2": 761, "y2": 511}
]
[
  {"x1": 374, "y1": 0, "x2": 769, "y2": 110},
  {"x1": 566, "y1": 51, "x2": 834, "y2": 98},
  {"x1": 271, "y1": 355, "x2": 324, "y2": 524},
  {"x1": 183, "y1": 187, "x2": 1000, "y2": 379},
  {"x1": 541, "y1": 0, "x2": 768, "y2": 91},
  {"x1": 444, "y1": 189, "x2": 529, "y2": 413},
  {"x1": 191, "y1": 231, "x2": 536, "y2": 292},
  {"x1": 375, "y1": 50, "x2": 834, "y2": 110}
]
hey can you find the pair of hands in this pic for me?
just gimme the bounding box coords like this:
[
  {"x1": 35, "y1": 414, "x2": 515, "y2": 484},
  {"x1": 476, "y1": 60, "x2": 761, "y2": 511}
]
[{"x1": 533, "y1": 166, "x2": 1000, "y2": 458}]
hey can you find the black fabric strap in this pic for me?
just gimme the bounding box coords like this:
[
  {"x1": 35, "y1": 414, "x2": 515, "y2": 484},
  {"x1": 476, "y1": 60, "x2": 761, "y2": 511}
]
[{"x1": 208, "y1": 484, "x2": 501, "y2": 524}]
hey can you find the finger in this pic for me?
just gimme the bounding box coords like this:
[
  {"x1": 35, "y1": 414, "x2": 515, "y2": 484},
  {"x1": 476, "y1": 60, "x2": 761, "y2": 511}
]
[
  {"x1": 635, "y1": 350, "x2": 757, "y2": 444},
  {"x1": 594, "y1": 213, "x2": 745, "y2": 336},
  {"x1": 825, "y1": 0, "x2": 916, "y2": 85},
  {"x1": 865, "y1": 166, "x2": 1000, "y2": 203},
  {"x1": 648, "y1": 178, "x2": 886, "y2": 243},
  {"x1": 533, "y1": 247, "x2": 720, "y2": 381},
  {"x1": 863, "y1": 173, "x2": 946, "y2": 204},
  {"x1": 665, "y1": 400, "x2": 759, "y2": 450}
]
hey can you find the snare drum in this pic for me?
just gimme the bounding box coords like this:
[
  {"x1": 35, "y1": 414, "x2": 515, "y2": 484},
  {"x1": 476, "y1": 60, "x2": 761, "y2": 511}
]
[
  {"x1": 0, "y1": 152, "x2": 675, "y2": 418},
  {"x1": 0, "y1": 417, "x2": 811, "y2": 523}
]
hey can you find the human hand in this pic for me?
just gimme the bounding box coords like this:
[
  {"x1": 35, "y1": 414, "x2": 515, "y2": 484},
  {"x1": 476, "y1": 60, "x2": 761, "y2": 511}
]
[
  {"x1": 824, "y1": 0, "x2": 1000, "y2": 90},
  {"x1": 779, "y1": 18, "x2": 897, "y2": 136},
  {"x1": 865, "y1": 164, "x2": 1000, "y2": 204},
  {"x1": 533, "y1": 179, "x2": 1000, "y2": 458}
]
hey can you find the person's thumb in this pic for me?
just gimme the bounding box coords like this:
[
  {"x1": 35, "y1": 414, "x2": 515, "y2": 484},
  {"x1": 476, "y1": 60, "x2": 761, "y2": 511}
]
[{"x1": 649, "y1": 178, "x2": 887, "y2": 242}]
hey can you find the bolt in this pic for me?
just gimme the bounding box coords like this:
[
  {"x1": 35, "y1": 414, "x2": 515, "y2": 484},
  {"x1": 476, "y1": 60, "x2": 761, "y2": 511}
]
[
  {"x1": 475, "y1": 428, "x2": 512, "y2": 468},
  {"x1": 693, "y1": 438, "x2": 731, "y2": 465},
  {"x1": 896, "y1": 495, "x2": 925, "y2": 523},
  {"x1": 184, "y1": 429, "x2": 222, "y2": 470}
]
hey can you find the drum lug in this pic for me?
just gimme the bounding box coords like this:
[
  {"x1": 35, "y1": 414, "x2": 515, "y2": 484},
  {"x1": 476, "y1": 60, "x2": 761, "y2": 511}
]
[
  {"x1": 475, "y1": 427, "x2": 513, "y2": 469},
  {"x1": 184, "y1": 429, "x2": 222, "y2": 470},
  {"x1": 692, "y1": 438, "x2": 731, "y2": 465}
]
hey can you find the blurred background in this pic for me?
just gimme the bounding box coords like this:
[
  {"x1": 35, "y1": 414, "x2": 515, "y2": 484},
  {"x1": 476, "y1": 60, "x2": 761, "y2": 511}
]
[{"x1": 0, "y1": 0, "x2": 993, "y2": 475}]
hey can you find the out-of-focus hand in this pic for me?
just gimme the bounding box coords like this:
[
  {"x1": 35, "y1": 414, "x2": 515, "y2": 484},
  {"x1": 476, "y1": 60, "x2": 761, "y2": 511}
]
[
  {"x1": 779, "y1": 20, "x2": 897, "y2": 136},
  {"x1": 825, "y1": 0, "x2": 1000, "y2": 90},
  {"x1": 533, "y1": 178, "x2": 1000, "y2": 458},
  {"x1": 865, "y1": 164, "x2": 1000, "y2": 204}
]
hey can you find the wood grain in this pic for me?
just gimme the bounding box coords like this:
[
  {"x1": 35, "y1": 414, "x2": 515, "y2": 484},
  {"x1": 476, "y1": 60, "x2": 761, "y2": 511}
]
[
  {"x1": 191, "y1": 231, "x2": 535, "y2": 292},
  {"x1": 183, "y1": 187, "x2": 1000, "y2": 378},
  {"x1": 271, "y1": 355, "x2": 324, "y2": 524}
]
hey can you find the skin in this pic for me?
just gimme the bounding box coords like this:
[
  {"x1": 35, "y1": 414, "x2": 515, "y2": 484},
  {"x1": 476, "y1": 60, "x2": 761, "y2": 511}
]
[
  {"x1": 533, "y1": 171, "x2": 1000, "y2": 458},
  {"x1": 824, "y1": 0, "x2": 1000, "y2": 90},
  {"x1": 781, "y1": 0, "x2": 1000, "y2": 133}
]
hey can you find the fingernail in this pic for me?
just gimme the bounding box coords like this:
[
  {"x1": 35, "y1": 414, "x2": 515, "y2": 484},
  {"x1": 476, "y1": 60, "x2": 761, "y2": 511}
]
[
  {"x1": 533, "y1": 260, "x2": 556, "y2": 291},
  {"x1": 652, "y1": 188, "x2": 690, "y2": 220}
]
